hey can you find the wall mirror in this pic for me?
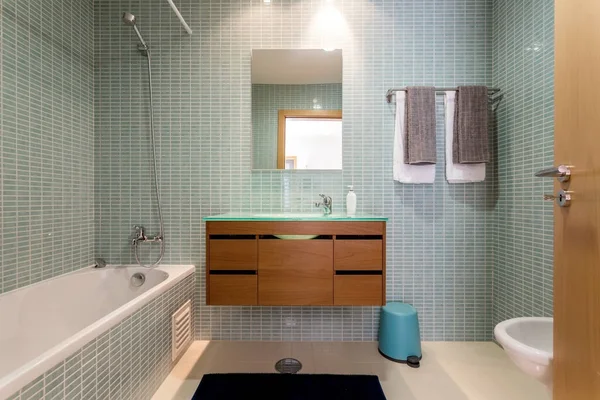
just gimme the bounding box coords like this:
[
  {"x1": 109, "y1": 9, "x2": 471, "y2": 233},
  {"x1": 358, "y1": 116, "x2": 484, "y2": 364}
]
[{"x1": 251, "y1": 49, "x2": 343, "y2": 170}]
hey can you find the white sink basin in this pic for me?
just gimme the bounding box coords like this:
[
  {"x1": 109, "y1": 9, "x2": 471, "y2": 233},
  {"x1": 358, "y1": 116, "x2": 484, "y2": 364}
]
[
  {"x1": 494, "y1": 317, "x2": 553, "y2": 389},
  {"x1": 252, "y1": 213, "x2": 330, "y2": 239},
  {"x1": 273, "y1": 235, "x2": 319, "y2": 240},
  {"x1": 252, "y1": 213, "x2": 325, "y2": 218}
]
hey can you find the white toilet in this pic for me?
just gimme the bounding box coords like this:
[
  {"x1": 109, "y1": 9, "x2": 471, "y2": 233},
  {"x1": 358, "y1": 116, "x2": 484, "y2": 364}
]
[{"x1": 494, "y1": 317, "x2": 553, "y2": 389}]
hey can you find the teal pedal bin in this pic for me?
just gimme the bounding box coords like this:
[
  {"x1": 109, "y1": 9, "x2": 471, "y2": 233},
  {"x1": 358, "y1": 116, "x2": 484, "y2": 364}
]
[{"x1": 378, "y1": 302, "x2": 422, "y2": 368}]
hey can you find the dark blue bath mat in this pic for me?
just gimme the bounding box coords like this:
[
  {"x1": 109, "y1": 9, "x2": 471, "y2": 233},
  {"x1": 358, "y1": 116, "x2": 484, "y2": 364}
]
[{"x1": 191, "y1": 373, "x2": 387, "y2": 400}]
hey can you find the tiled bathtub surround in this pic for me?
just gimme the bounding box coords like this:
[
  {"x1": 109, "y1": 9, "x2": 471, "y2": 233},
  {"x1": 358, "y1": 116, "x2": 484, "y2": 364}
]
[
  {"x1": 252, "y1": 83, "x2": 343, "y2": 170},
  {"x1": 0, "y1": 0, "x2": 95, "y2": 293},
  {"x1": 95, "y1": 0, "x2": 494, "y2": 341},
  {"x1": 491, "y1": 0, "x2": 554, "y2": 326},
  {"x1": 7, "y1": 274, "x2": 195, "y2": 400}
]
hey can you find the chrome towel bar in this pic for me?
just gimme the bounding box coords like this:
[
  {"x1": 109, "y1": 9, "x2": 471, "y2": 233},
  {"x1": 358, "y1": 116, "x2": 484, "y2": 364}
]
[{"x1": 386, "y1": 87, "x2": 501, "y2": 103}]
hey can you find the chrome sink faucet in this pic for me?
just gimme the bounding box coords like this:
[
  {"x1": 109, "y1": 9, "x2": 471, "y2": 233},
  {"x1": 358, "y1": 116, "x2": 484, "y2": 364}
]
[{"x1": 315, "y1": 194, "x2": 333, "y2": 215}]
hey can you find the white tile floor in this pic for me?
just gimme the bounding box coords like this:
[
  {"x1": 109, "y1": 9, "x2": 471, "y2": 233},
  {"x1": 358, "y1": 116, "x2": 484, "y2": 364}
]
[{"x1": 152, "y1": 341, "x2": 550, "y2": 400}]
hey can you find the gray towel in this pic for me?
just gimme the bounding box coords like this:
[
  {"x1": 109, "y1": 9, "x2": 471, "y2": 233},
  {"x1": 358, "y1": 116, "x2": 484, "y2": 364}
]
[
  {"x1": 404, "y1": 87, "x2": 437, "y2": 164},
  {"x1": 453, "y1": 86, "x2": 490, "y2": 164}
]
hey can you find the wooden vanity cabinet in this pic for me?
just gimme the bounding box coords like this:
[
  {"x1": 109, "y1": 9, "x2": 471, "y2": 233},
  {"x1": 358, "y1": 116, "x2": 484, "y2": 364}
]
[
  {"x1": 258, "y1": 239, "x2": 334, "y2": 305},
  {"x1": 205, "y1": 221, "x2": 386, "y2": 306},
  {"x1": 209, "y1": 275, "x2": 257, "y2": 305},
  {"x1": 334, "y1": 275, "x2": 382, "y2": 305},
  {"x1": 209, "y1": 239, "x2": 257, "y2": 270},
  {"x1": 334, "y1": 239, "x2": 383, "y2": 270}
]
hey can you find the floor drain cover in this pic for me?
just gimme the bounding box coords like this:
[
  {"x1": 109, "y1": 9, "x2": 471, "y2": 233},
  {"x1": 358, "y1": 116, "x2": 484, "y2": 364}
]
[{"x1": 275, "y1": 358, "x2": 302, "y2": 374}]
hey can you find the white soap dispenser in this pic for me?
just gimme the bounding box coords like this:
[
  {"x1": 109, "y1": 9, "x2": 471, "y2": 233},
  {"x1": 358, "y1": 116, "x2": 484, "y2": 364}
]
[{"x1": 346, "y1": 185, "x2": 357, "y2": 216}]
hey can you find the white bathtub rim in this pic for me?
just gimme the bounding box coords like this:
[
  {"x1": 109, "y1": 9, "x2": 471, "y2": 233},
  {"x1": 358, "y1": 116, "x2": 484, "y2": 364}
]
[{"x1": 0, "y1": 264, "x2": 194, "y2": 400}]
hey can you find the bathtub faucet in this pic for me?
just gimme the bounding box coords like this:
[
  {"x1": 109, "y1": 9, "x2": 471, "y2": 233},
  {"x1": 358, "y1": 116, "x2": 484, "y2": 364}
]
[
  {"x1": 132, "y1": 225, "x2": 148, "y2": 245},
  {"x1": 132, "y1": 225, "x2": 163, "y2": 246}
]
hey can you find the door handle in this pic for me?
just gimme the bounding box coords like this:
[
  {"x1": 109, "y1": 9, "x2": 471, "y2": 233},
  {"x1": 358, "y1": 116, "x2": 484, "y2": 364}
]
[
  {"x1": 543, "y1": 190, "x2": 572, "y2": 207},
  {"x1": 535, "y1": 165, "x2": 572, "y2": 182}
]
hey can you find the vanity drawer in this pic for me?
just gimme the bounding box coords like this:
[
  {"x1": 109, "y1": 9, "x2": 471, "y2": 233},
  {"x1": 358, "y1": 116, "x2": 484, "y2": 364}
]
[
  {"x1": 334, "y1": 240, "x2": 383, "y2": 270},
  {"x1": 334, "y1": 275, "x2": 383, "y2": 306},
  {"x1": 209, "y1": 275, "x2": 257, "y2": 305},
  {"x1": 209, "y1": 239, "x2": 257, "y2": 270},
  {"x1": 258, "y1": 240, "x2": 333, "y2": 305}
]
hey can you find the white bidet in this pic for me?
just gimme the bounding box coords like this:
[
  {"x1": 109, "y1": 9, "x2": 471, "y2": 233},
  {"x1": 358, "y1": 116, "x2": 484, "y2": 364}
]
[{"x1": 494, "y1": 317, "x2": 553, "y2": 389}]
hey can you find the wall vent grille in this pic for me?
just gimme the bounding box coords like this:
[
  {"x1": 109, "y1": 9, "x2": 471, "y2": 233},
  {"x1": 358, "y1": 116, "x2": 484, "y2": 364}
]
[{"x1": 172, "y1": 299, "x2": 192, "y2": 361}]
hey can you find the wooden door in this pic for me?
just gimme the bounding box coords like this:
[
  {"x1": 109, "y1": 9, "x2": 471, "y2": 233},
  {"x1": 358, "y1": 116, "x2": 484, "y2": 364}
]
[
  {"x1": 554, "y1": 1, "x2": 600, "y2": 398},
  {"x1": 258, "y1": 240, "x2": 333, "y2": 305}
]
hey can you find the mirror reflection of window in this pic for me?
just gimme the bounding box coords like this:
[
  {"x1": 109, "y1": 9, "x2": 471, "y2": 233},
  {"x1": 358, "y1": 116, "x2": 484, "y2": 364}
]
[
  {"x1": 276, "y1": 110, "x2": 342, "y2": 170},
  {"x1": 284, "y1": 118, "x2": 342, "y2": 170}
]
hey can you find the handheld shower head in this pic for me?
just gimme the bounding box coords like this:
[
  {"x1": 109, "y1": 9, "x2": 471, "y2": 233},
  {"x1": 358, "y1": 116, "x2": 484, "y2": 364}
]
[
  {"x1": 122, "y1": 12, "x2": 149, "y2": 52},
  {"x1": 122, "y1": 12, "x2": 137, "y2": 26}
]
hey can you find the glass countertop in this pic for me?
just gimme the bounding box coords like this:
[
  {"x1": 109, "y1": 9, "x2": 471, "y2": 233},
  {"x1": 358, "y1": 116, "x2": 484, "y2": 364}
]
[{"x1": 202, "y1": 212, "x2": 387, "y2": 222}]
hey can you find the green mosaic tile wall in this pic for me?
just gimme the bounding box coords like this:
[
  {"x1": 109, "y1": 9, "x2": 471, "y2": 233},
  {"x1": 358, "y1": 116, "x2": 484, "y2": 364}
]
[
  {"x1": 492, "y1": 0, "x2": 554, "y2": 326},
  {"x1": 95, "y1": 0, "x2": 495, "y2": 341},
  {"x1": 0, "y1": 0, "x2": 95, "y2": 294},
  {"x1": 252, "y1": 83, "x2": 343, "y2": 170}
]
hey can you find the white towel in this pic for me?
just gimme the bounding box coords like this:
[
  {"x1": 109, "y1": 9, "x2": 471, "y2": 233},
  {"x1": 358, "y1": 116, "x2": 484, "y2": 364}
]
[
  {"x1": 393, "y1": 91, "x2": 435, "y2": 184},
  {"x1": 445, "y1": 91, "x2": 485, "y2": 183}
]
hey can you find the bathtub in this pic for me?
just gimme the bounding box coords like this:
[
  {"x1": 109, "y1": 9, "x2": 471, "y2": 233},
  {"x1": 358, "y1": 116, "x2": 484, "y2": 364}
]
[{"x1": 0, "y1": 264, "x2": 194, "y2": 399}]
